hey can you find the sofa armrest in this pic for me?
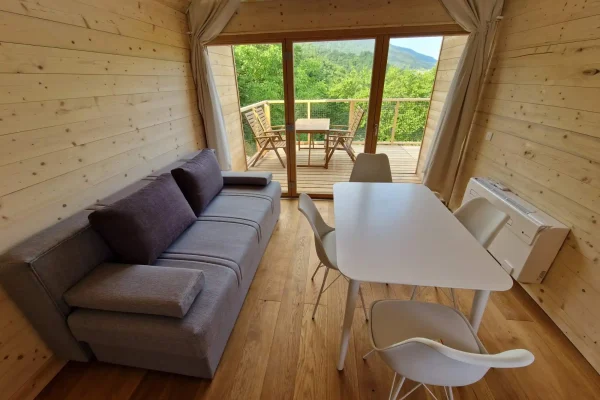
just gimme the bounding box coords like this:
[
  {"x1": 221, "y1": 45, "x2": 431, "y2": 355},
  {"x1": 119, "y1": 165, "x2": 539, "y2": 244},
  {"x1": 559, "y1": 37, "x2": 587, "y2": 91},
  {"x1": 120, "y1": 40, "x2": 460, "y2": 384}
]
[
  {"x1": 64, "y1": 263, "x2": 204, "y2": 318},
  {"x1": 222, "y1": 171, "x2": 272, "y2": 186}
]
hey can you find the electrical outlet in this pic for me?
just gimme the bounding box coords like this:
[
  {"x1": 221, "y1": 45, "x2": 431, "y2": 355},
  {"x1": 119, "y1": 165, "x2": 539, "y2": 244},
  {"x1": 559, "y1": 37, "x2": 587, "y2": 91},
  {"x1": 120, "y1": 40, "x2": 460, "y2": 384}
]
[{"x1": 485, "y1": 131, "x2": 494, "y2": 141}]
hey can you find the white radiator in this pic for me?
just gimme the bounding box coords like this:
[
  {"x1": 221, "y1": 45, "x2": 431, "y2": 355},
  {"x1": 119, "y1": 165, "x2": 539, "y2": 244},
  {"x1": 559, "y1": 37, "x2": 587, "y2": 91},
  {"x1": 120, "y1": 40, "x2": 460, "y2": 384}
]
[{"x1": 462, "y1": 177, "x2": 569, "y2": 283}]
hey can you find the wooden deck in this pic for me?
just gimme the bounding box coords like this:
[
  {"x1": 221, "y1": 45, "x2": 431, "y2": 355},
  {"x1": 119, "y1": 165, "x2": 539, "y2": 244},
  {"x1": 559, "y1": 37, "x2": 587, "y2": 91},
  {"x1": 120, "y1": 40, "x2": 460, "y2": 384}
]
[{"x1": 248, "y1": 144, "x2": 422, "y2": 194}]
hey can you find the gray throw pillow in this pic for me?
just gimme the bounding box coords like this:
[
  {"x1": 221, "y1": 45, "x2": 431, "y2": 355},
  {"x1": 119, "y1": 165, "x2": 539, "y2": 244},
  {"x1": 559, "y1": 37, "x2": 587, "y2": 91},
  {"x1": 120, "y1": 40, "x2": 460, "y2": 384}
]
[
  {"x1": 88, "y1": 174, "x2": 196, "y2": 264},
  {"x1": 171, "y1": 149, "x2": 224, "y2": 215}
]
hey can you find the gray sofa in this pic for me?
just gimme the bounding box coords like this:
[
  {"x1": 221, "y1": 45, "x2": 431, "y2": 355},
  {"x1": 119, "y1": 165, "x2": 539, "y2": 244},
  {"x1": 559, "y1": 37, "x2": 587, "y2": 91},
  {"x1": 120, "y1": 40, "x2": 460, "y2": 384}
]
[{"x1": 0, "y1": 150, "x2": 281, "y2": 378}]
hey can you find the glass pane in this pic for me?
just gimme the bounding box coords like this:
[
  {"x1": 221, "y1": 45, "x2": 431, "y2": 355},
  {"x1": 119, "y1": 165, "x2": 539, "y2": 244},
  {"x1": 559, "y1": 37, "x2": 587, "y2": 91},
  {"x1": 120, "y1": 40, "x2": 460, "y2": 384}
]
[
  {"x1": 293, "y1": 39, "x2": 375, "y2": 195},
  {"x1": 375, "y1": 36, "x2": 442, "y2": 179},
  {"x1": 233, "y1": 44, "x2": 289, "y2": 194}
]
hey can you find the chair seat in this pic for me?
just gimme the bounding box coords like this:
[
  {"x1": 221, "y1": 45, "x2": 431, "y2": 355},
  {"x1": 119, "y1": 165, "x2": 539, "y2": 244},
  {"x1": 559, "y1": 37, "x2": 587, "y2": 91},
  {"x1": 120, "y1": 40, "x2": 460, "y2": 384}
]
[
  {"x1": 272, "y1": 141, "x2": 286, "y2": 148},
  {"x1": 370, "y1": 300, "x2": 483, "y2": 354},
  {"x1": 321, "y1": 230, "x2": 338, "y2": 270}
]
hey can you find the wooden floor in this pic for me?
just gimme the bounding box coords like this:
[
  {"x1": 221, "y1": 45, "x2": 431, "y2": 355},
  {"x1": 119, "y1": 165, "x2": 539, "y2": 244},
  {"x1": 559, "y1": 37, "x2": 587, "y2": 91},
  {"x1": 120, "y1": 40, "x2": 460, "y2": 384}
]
[
  {"x1": 248, "y1": 144, "x2": 421, "y2": 194},
  {"x1": 37, "y1": 200, "x2": 600, "y2": 400}
]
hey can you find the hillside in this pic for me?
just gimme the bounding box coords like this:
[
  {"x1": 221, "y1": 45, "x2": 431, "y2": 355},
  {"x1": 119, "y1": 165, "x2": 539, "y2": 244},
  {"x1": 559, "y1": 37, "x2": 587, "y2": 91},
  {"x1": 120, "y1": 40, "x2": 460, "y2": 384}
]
[{"x1": 307, "y1": 40, "x2": 437, "y2": 70}]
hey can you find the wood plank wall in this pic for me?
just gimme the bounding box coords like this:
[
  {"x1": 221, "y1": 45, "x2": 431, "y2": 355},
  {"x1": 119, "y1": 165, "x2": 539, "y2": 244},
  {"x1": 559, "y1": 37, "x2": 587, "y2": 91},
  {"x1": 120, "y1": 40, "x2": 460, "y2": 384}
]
[
  {"x1": 451, "y1": 0, "x2": 600, "y2": 372},
  {"x1": 208, "y1": 46, "x2": 247, "y2": 171},
  {"x1": 417, "y1": 35, "x2": 468, "y2": 177},
  {"x1": 221, "y1": 0, "x2": 456, "y2": 35},
  {"x1": 0, "y1": 0, "x2": 203, "y2": 398}
]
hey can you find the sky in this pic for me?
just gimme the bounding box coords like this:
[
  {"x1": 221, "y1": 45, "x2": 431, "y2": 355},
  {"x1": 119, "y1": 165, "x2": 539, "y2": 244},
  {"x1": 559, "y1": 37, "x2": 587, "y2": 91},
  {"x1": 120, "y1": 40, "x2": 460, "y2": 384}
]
[{"x1": 390, "y1": 37, "x2": 443, "y2": 60}]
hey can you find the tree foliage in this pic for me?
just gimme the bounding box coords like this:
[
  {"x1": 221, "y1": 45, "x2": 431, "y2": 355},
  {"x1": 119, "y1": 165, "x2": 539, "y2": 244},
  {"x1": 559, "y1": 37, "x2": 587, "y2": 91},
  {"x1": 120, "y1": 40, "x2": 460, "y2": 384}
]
[{"x1": 233, "y1": 43, "x2": 436, "y2": 154}]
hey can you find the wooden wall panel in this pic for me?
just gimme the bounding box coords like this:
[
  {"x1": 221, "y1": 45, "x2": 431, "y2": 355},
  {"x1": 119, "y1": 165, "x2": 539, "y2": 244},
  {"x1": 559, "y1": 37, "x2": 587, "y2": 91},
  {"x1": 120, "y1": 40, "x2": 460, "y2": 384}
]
[
  {"x1": 0, "y1": 1, "x2": 204, "y2": 398},
  {"x1": 417, "y1": 35, "x2": 468, "y2": 176},
  {"x1": 208, "y1": 46, "x2": 247, "y2": 171},
  {"x1": 221, "y1": 0, "x2": 456, "y2": 35},
  {"x1": 452, "y1": 0, "x2": 600, "y2": 372}
]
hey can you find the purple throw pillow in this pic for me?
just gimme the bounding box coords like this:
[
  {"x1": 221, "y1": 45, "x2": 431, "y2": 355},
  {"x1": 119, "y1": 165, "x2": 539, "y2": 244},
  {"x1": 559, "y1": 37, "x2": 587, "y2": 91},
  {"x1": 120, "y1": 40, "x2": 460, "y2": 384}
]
[
  {"x1": 88, "y1": 174, "x2": 196, "y2": 264},
  {"x1": 171, "y1": 149, "x2": 223, "y2": 216}
]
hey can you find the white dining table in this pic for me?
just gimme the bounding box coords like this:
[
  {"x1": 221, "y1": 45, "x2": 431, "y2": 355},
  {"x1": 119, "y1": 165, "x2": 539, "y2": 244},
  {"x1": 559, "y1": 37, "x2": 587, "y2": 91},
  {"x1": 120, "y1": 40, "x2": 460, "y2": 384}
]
[{"x1": 333, "y1": 182, "x2": 513, "y2": 370}]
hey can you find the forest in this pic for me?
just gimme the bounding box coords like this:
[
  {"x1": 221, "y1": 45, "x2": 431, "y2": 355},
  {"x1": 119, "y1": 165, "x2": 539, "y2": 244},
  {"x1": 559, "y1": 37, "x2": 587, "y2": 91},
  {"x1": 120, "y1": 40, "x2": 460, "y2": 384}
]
[{"x1": 232, "y1": 42, "x2": 437, "y2": 154}]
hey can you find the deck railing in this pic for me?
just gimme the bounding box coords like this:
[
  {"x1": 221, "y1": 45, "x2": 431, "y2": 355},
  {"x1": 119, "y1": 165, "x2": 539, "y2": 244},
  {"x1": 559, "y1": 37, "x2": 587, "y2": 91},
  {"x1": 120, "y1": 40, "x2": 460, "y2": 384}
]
[{"x1": 240, "y1": 98, "x2": 430, "y2": 157}]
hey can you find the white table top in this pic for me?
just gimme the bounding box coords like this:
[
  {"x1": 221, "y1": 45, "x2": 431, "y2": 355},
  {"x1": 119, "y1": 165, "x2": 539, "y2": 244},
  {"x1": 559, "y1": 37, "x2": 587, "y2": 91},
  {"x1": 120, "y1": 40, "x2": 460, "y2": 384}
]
[{"x1": 333, "y1": 183, "x2": 513, "y2": 291}]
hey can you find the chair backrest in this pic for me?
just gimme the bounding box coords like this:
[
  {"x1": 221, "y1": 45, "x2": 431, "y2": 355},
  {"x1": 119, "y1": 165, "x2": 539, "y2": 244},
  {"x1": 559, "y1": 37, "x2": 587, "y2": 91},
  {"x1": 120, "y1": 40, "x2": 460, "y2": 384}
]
[
  {"x1": 297, "y1": 193, "x2": 335, "y2": 267},
  {"x1": 453, "y1": 197, "x2": 509, "y2": 248},
  {"x1": 344, "y1": 106, "x2": 365, "y2": 144},
  {"x1": 243, "y1": 109, "x2": 269, "y2": 146},
  {"x1": 349, "y1": 153, "x2": 393, "y2": 183},
  {"x1": 255, "y1": 106, "x2": 272, "y2": 131},
  {"x1": 377, "y1": 337, "x2": 534, "y2": 387}
]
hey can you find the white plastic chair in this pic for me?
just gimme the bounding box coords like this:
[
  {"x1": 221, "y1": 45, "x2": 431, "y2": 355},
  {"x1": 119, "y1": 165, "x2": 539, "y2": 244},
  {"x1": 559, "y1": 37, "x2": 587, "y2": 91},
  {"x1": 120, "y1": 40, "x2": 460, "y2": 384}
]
[
  {"x1": 298, "y1": 193, "x2": 368, "y2": 321},
  {"x1": 367, "y1": 300, "x2": 534, "y2": 400},
  {"x1": 349, "y1": 153, "x2": 393, "y2": 183},
  {"x1": 411, "y1": 197, "x2": 509, "y2": 307}
]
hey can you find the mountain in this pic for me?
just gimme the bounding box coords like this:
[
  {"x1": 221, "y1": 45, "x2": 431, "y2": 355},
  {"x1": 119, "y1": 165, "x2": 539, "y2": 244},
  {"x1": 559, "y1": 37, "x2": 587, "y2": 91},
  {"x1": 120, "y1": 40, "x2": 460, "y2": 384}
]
[{"x1": 307, "y1": 40, "x2": 437, "y2": 70}]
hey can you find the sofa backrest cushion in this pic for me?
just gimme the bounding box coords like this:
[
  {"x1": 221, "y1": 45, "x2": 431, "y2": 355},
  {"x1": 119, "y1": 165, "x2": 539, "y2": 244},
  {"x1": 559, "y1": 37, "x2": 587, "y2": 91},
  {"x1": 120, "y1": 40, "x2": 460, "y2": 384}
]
[
  {"x1": 64, "y1": 263, "x2": 205, "y2": 318},
  {"x1": 171, "y1": 149, "x2": 223, "y2": 215},
  {"x1": 89, "y1": 174, "x2": 196, "y2": 264}
]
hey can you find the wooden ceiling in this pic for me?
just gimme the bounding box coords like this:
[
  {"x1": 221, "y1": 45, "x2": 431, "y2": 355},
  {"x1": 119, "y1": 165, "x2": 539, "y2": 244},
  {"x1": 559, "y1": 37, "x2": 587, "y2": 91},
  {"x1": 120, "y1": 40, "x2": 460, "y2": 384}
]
[{"x1": 153, "y1": 0, "x2": 191, "y2": 13}]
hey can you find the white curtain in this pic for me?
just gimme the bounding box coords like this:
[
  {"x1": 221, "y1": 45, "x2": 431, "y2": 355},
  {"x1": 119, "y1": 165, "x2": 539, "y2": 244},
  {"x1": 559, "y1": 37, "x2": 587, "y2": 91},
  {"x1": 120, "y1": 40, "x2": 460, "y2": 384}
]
[
  {"x1": 423, "y1": 0, "x2": 503, "y2": 201},
  {"x1": 188, "y1": 0, "x2": 240, "y2": 170}
]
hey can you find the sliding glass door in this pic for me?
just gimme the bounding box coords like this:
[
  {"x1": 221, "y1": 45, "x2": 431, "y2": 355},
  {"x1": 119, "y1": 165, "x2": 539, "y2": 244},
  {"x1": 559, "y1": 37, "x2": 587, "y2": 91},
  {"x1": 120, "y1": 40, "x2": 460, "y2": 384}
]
[
  {"x1": 371, "y1": 36, "x2": 443, "y2": 180},
  {"x1": 292, "y1": 39, "x2": 376, "y2": 195},
  {"x1": 232, "y1": 43, "x2": 291, "y2": 194},
  {"x1": 224, "y1": 33, "x2": 446, "y2": 196}
]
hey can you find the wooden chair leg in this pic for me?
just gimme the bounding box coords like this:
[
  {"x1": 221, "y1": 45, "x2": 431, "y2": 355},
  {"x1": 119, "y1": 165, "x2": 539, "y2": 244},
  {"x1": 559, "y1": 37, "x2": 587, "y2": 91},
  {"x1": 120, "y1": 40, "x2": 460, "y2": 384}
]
[
  {"x1": 325, "y1": 139, "x2": 340, "y2": 167},
  {"x1": 343, "y1": 142, "x2": 356, "y2": 161},
  {"x1": 272, "y1": 147, "x2": 286, "y2": 168},
  {"x1": 251, "y1": 145, "x2": 268, "y2": 167}
]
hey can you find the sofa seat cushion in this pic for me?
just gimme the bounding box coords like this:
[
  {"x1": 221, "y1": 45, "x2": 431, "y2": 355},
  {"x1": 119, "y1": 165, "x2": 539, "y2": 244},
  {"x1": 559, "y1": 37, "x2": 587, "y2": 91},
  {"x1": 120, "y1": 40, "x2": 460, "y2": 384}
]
[
  {"x1": 199, "y1": 194, "x2": 273, "y2": 241},
  {"x1": 171, "y1": 150, "x2": 224, "y2": 215},
  {"x1": 88, "y1": 174, "x2": 196, "y2": 265},
  {"x1": 161, "y1": 220, "x2": 260, "y2": 284},
  {"x1": 68, "y1": 261, "x2": 239, "y2": 358},
  {"x1": 64, "y1": 263, "x2": 205, "y2": 318},
  {"x1": 220, "y1": 181, "x2": 282, "y2": 212}
]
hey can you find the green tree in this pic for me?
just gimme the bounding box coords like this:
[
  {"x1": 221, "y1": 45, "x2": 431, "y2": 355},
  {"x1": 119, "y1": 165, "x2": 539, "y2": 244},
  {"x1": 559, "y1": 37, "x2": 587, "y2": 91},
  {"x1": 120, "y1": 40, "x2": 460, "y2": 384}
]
[{"x1": 232, "y1": 42, "x2": 437, "y2": 155}]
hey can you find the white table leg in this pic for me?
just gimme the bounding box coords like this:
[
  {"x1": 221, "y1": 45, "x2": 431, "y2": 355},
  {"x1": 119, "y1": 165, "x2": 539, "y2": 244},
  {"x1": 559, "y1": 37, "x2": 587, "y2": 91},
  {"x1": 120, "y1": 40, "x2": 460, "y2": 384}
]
[
  {"x1": 337, "y1": 279, "x2": 360, "y2": 370},
  {"x1": 470, "y1": 290, "x2": 490, "y2": 332}
]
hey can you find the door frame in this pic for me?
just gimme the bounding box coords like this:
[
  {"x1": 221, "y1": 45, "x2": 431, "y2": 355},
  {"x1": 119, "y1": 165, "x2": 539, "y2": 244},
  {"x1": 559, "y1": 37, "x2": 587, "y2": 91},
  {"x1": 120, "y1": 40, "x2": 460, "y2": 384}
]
[{"x1": 209, "y1": 28, "x2": 467, "y2": 198}]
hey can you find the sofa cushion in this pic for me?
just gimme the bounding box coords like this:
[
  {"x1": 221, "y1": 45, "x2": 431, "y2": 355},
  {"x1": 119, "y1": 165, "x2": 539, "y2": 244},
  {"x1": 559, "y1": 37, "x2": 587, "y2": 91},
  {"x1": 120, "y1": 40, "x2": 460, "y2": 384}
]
[
  {"x1": 67, "y1": 260, "x2": 240, "y2": 359},
  {"x1": 171, "y1": 150, "x2": 223, "y2": 215},
  {"x1": 221, "y1": 171, "x2": 272, "y2": 186},
  {"x1": 89, "y1": 174, "x2": 196, "y2": 264},
  {"x1": 64, "y1": 263, "x2": 205, "y2": 318},
  {"x1": 220, "y1": 181, "x2": 282, "y2": 211},
  {"x1": 200, "y1": 194, "x2": 272, "y2": 241},
  {"x1": 162, "y1": 220, "x2": 260, "y2": 284}
]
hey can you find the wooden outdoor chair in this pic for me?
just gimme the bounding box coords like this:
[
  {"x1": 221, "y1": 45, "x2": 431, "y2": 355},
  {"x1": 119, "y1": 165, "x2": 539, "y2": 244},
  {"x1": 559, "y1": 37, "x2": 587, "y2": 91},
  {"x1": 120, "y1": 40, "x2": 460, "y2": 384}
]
[
  {"x1": 325, "y1": 106, "x2": 365, "y2": 167},
  {"x1": 255, "y1": 106, "x2": 286, "y2": 134},
  {"x1": 243, "y1": 108, "x2": 287, "y2": 168}
]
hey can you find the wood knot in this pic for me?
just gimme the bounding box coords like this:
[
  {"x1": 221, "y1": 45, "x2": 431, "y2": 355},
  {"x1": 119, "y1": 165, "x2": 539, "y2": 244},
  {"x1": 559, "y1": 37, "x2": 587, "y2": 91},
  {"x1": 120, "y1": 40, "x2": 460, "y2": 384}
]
[{"x1": 583, "y1": 68, "x2": 600, "y2": 76}]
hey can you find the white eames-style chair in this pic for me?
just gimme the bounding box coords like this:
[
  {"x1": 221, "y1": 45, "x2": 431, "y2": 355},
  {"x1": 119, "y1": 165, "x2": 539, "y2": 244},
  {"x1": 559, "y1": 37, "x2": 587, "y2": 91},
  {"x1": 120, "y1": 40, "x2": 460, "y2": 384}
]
[
  {"x1": 349, "y1": 153, "x2": 393, "y2": 183},
  {"x1": 411, "y1": 197, "x2": 510, "y2": 308},
  {"x1": 298, "y1": 193, "x2": 369, "y2": 321},
  {"x1": 368, "y1": 300, "x2": 534, "y2": 400}
]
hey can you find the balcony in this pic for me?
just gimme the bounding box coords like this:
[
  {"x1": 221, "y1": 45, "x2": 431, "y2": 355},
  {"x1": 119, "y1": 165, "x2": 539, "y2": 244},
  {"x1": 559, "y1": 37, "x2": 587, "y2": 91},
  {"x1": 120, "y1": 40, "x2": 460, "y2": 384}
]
[{"x1": 240, "y1": 98, "x2": 428, "y2": 194}]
